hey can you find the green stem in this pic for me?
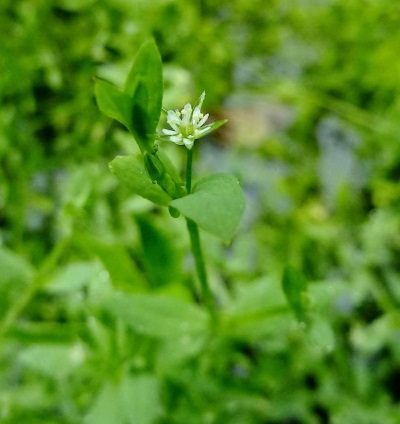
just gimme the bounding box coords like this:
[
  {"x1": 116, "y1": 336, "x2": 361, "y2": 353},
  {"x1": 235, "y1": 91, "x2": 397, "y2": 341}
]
[
  {"x1": 0, "y1": 238, "x2": 68, "y2": 341},
  {"x1": 186, "y1": 218, "x2": 216, "y2": 319},
  {"x1": 186, "y1": 148, "x2": 193, "y2": 193},
  {"x1": 185, "y1": 148, "x2": 216, "y2": 321}
]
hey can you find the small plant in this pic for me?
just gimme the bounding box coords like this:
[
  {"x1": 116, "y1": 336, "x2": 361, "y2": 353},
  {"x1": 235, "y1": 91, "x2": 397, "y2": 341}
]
[{"x1": 95, "y1": 39, "x2": 245, "y2": 319}]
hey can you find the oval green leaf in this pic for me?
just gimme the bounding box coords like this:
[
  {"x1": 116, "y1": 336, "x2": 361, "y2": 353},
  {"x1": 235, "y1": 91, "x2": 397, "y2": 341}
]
[
  {"x1": 109, "y1": 155, "x2": 171, "y2": 206},
  {"x1": 170, "y1": 173, "x2": 245, "y2": 240}
]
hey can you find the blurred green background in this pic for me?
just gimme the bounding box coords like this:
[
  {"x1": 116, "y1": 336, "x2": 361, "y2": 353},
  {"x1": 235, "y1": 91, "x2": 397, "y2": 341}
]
[{"x1": 1, "y1": 0, "x2": 400, "y2": 423}]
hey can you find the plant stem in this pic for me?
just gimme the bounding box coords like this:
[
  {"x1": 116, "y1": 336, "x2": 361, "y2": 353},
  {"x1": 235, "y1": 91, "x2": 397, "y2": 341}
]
[
  {"x1": 185, "y1": 148, "x2": 216, "y2": 320},
  {"x1": 0, "y1": 238, "x2": 68, "y2": 341},
  {"x1": 186, "y1": 148, "x2": 193, "y2": 193},
  {"x1": 186, "y1": 218, "x2": 216, "y2": 319}
]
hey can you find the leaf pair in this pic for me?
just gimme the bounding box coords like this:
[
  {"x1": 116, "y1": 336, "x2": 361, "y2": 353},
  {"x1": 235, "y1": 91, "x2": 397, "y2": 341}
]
[
  {"x1": 110, "y1": 155, "x2": 245, "y2": 241},
  {"x1": 95, "y1": 39, "x2": 162, "y2": 153}
]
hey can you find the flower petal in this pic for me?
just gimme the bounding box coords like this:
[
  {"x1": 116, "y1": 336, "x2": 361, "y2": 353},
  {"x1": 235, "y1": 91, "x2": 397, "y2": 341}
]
[
  {"x1": 183, "y1": 138, "x2": 194, "y2": 149},
  {"x1": 162, "y1": 129, "x2": 178, "y2": 135},
  {"x1": 197, "y1": 113, "x2": 209, "y2": 127}
]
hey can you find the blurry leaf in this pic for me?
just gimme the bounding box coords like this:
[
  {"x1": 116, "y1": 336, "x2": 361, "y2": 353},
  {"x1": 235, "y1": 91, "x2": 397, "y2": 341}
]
[
  {"x1": 47, "y1": 261, "x2": 102, "y2": 294},
  {"x1": 225, "y1": 277, "x2": 287, "y2": 316},
  {"x1": 282, "y1": 265, "x2": 309, "y2": 321},
  {"x1": 136, "y1": 215, "x2": 181, "y2": 288},
  {"x1": 120, "y1": 375, "x2": 162, "y2": 424},
  {"x1": 0, "y1": 247, "x2": 33, "y2": 286},
  {"x1": 57, "y1": 0, "x2": 96, "y2": 11},
  {"x1": 84, "y1": 375, "x2": 161, "y2": 424},
  {"x1": 62, "y1": 166, "x2": 93, "y2": 209},
  {"x1": 105, "y1": 293, "x2": 209, "y2": 339},
  {"x1": 0, "y1": 247, "x2": 33, "y2": 320},
  {"x1": 95, "y1": 79, "x2": 132, "y2": 131},
  {"x1": 124, "y1": 39, "x2": 163, "y2": 150},
  {"x1": 76, "y1": 235, "x2": 146, "y2": 290},
  {"x1": 110, "y1": 154, "x2": 172, "y2": 205},
  {"x1": 19, "y1": 344, "x2": 84, "y2": 379},
  {"x1": 222, "y1": 278, "x2": 290, "y2": 342},
  {"x1": 9, "y1": 322, "x2": 79, "y2": 344},
  {"x1": 306, "y1": 316, "x2": 336, "y2": 353},
  {"x1": 170, "y1": 173, "x2": 245, "y2": 240},
  {"x1": 84, "y1": 382, "x2": 124, "y2": 424}
]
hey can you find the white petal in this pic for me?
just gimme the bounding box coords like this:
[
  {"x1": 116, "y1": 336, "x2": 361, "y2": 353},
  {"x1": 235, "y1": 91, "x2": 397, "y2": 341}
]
[
  {"x1": 170, "y1": 135, "x2": 184, "y2": 144},
  {"x1": 162, "y1": 129, "x2": 178, "y2": 135},
  {"x1": 183, "y1": 138, "x2": 194, "y2": 149},
  {"x1": 167, "y1": 110, "x2": 180, "y2": 125},
  {"x1": 198, "y1": 113, "x2": 209, "y2": 127},
  {"x1": 192, "y1": 107, "x2": 201, "y2": 123}
]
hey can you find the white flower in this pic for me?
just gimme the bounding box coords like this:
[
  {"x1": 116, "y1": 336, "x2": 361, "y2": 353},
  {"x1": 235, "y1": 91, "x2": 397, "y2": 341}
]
[{"x1": 160, "y1": 92, "x2": 225, "y2": 150}]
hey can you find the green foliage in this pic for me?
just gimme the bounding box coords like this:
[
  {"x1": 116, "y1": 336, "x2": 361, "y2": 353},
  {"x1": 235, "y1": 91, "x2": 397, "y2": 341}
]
[
  {"x1": 105, "y1": 293, "x2": 209, "y2": 341},
  {"x1": 110, "y1": 154, "x2": 172, "y2": 205},
  {"x1": 84, "y1": 375, "x2": 162, "y2": 424},
  {"x1": 2, "y1": 0, "x2": 400, "y2": 423},
  {"x1": 171, "y1": 174, "x2": 245, "y2": 241},
  {"x1": 282, "y1": 265, "x2": 309, "y2": 322},
  {"x1": 96, "y1": 39, "x2": 163, "y2": 153}
]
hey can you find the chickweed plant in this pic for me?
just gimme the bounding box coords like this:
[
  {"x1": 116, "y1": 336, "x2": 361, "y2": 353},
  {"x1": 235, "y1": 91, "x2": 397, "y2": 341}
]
[{"x1": 95, "y1": 39, "x2": 245, "y2": 321}]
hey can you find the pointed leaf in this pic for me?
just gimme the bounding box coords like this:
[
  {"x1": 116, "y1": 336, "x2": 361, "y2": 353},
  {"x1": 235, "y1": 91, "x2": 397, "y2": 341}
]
[
  {"x1": 282, "y1": 265, "x2": 309, "y2": 321},
  {"x1": 0, "y1": 247, "x2": 33, "y2": 321},
  {"x1": 95, "y1": 79, "x2": 132, "y2": 130},
  {"x1": 170, "y1": 173, "x2": 245, "y2": 240},
  {"x1": 110, "y1": 155, "x2": 171, "y2": 206},
  {"x1": 125, "y1": 39, "x2": 163, "y2": 145}
]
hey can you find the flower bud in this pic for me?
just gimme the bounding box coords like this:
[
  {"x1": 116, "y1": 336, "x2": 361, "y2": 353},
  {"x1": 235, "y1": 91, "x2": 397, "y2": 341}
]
[{"x1": 143, "y1": 152, "x2": 165, "y2": 183}]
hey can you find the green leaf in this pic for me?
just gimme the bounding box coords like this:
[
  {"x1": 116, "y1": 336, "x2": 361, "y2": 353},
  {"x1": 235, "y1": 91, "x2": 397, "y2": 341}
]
[
  {"x1": 282, "y1": 265, "x2": 309, "y2": 321},
  {"x1": 306, "y1": 317, "x2": 335, "y2": 353},
  {"x1": 19, "y1": 344, "x2": 83, "y2": 379},
  {"x1": 170, "y1": 173, "x2": 245, "y2": 240},
  {"x1": 157, "y1": 149, "x2": 183, "y2": 186},
  {"x1": 125, "y1": 39, "x2": 163, "y2": 148},
  {"x1": 84, "y1": 375, "x2": 161, "y2": 424},
  {"x1": 136, "y1": 215, "x2": 181, "y2": 288},
  {"x1": 0, "y1": 247, "x2": 33, "y2": 321},
  {"x1": 46, "y1": 261, "x2": 102, "y2": 294},
  {"x1": 105, "y1": 293, "x2": 209, "y2": 339},
  {"x1": 109, "y1": 154, "x2": 172, "y2": 206},
  {"x1": 75, "y1": 235, "x2": 147, "y2": 291},
  {"x1": 95, "y1": 79, "x2": 132, "y2": 131}
]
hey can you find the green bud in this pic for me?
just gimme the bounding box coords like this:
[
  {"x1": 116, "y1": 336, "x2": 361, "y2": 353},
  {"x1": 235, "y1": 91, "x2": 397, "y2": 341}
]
[
  {"x1": 161, "y1": 174, "x2": 178, "y2": 197},
  {"x1": 143, "y1": 152, "x2": 165, "y2": 183},
  {"x1": 168, "y1": 205, "x2": 180, "y2": 218}
]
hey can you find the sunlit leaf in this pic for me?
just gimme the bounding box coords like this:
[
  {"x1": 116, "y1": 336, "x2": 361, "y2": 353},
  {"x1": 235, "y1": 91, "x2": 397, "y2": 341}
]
[
  {"x1": 124, "y1": 39, "x2": 163, "y2": 149},
  {"x1": 170, "y1": 173, "x2": 245, "y2": 240},
  {"x1": 109, "y1": 154, "x2": 172, "y2": 205},
  {"x1": 95, "y1": 79, "x2": 132, "y2": 131}
]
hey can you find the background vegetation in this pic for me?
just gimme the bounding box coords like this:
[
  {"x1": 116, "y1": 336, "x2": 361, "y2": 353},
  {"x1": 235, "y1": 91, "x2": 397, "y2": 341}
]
[{"x1": 1, "y1": 0, "x2": 400, "y2": 423}]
